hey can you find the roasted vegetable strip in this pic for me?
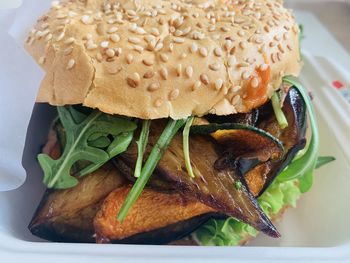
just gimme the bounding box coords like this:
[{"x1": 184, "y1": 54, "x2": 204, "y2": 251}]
[
  {"x1": 118, "y1": 130, "x2": 280, "y2": 237},
  {"x1": 94, "y1": 186, "x2": 215, "y2": 243}
]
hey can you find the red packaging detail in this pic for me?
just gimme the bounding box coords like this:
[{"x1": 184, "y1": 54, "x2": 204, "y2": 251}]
[{"x1": 332, "y1": 80, "x2": 344, "y2": 89}]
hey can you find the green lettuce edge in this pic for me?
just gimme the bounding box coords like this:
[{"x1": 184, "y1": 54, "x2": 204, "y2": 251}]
[{"x1": 193, "y1": 179, "x2": 302, "y2": 246}]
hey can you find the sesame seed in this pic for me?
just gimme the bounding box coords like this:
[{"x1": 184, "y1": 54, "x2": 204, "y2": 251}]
[
  {"x1": 215, "y1": 79, "x2": 223, "y2": 90},
  {"x1": 174, "y1": 37, "x2": 185, "y2": 44},
  {"x1": 237, "y1": 30, "x2": 245, "y2": 37},
  {"x1": 214, "y1": 47, "x2": 223, "y2": 57},
  {"x1": 169, "y1": 43, "x2": 174, "y2": 52},
  {"x1": 208, "y1": 25, "x2": 216, "y2": 32},
  {"x1": 154, "y1": 42, "x2": 164, "y2": 51},
  {"x1": 126, "y1": 54, "x2": 133, "y2": 64},
  {"x1": 38, "y1": 56, "x2": 46, "y2": 65},
  {"x1": 64, "y1": 37, "x2": 75, "y2": 45},
  {"x1": 190, "y1": 43, "x2": 198, "y2": 53},
  {"x1": 209, "y1": 63, "x2": 221, "y2": 71},
  {"x1": 66, "y1": 59, "x2": 75, "y2": 70},
  {"x1": 277, "y1": 52, "x2": 282, "y2": 61},
  {"x1": 237, "y1": 62, "x2": 249, "y2": 68},
  {"x1": 271, "y1": 53, "x2": 277, "y2": 63},
  {"x1": 229, "y1": 85, "x2": 241, "y2": 93},
  {"x1": 45, "y1": 33, "x2": 53, "y2": 42},
  {"x1": 154, "y1": 98, "x2": 163, "y2": 107},
  {"x1": 160, "y1": 53, "x2": 169, "y2": 62},
  {"x1": 133, "y1": 45, "x2": 144, "y2": 53},
  {"x1": 200, "y1": 74, "x2": 209, "y2": 85},
  {"x1": 160, "y1": 67, "x2": 168, "y2": 80},
  {"x1": 110, "y1": 34, "x2": 120, "y2": 43},
  {"x1": 144, "y1": 35, "x2": 155, "y2": 43},
  {"x1": 55, "y1": 32, "x2": 65, "y2": 41},
  {"x1": 106, "y1": 48, "x2": 115, "y2": 57},
  {"x1": 150, "y1": 27, "x2": 160, "y2": 36},
  {"x1": 126, "y1": 9, "x2": 137, "y2": 16},
  {"x1": 169, "y1": 89, "x2": 180, "y2": 101},
  {"x1": 41, "y1": 23, "x2": 49, "y2": 29},
  {"x1": 174, "y1": 30, "x2": 183, "y2": 37},
  {"x1": 100, "y1": 41, "x2": 109, "y2": 48},
  {"x1": 224, "y1": 40, "x2": 233, "y2": 51},
  {"x1": 81, "y1": 15, "x2": 93, "y2": 25},
  {"x1": 185, "y1": 66, "x2": 193, "y2": 78},
  {"x1": 251, "y1": 77, "x2": 259, "y2": 88},
  {"x1": 287, "y1": 44, "x2": 293, "y2": 51},
  {"x1": 56, "y1": 13, "x2": 67, "y2": 19},
  {"x1": 148, "y1": 82, "x2": 160, "y2": 92},
  {"x1": 264, "y1": 25, "x2": 270, "y2": 33},
  {"x1": 135, "y1": 27, "x2": 146, "y2": 35},
  {"x1": 63, "y1": 47, "x2": 73, "y2": 56},
  {"x1": 143, "y1": 71, "x2": 155, "y2": 79},
  {"x1": 199, "y1": 47, "x2": 208, "y2": 57},
  {"x1": 242, "y1": 70, "x2": 251, "y2": 80},
  {"x1": 274, "y1": 35, "x2": 282, "y2": 41},
  {"x1": 182, "y1": 26, "x2": 192, "y2": 35},
  {"x1": 84, "y1": 34, "x2": 92, "y2": 40},
  {"x1": 221, "y1": 26, "x2": 230, "y2": 32},
  {"x1": 231, "y1": 95, "x2": 240, "y2": 105},
  {"x1": 128, "y1": 37, "x2": 141, "y2": 44},
  {"x1": 142, "y1": 58, "x2": 154, "y2": 66},
  {"x1": 96, "y1": 52, "x2": 103, "y2": 62},
  {"x1": 68, "y1": 11, "x2": 77, "y2": 17},
  {"x1": 239, "y1": 41, "x2": 247, "y2": 49},
  {"x1": 192, "y1": 80, "x2": 201, "y2": 91},
  {"x1": 107, "y1": 27, "x2": 118, "y2": 34},
  {"x1": 259, "y1": 63, "x2": 269, "y2": 71},
  {"x1": 127, "y1": 73, "x2": 140, "y2": 88},
  {"x1": 228, "y1": 56, "x2": 237, "y2": 67},
  {"x1": 260, "y1": 44, "x2": 267, "y2": 53},
  {"x1": 278, "y1": 44, "x2": 285, "y2": 53},
  {"x1": 86, "y1": 40, "x2": 97, "y2": 50},
  {"x1": 176, "y1": 64, "x2": 182, "y2": 76}
]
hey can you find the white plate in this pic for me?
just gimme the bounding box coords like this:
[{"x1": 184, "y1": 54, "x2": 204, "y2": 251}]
[{"x1": 0, "y1": 5, "x2": 350, "y2": 263}]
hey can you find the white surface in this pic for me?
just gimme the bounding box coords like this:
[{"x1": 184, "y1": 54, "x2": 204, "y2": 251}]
[{"x1": 0, "y1": 3, "x2": 349, "y2": 263}]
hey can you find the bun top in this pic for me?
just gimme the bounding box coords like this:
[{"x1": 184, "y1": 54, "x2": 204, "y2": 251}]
[{"x1": 26, "y1": 0, "x2": 301, "y2": 119}]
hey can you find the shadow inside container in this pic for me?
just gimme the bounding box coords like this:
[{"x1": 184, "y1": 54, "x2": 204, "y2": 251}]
[{"x1": 0, "y1": 104, "x2": 56, "y2": 241}]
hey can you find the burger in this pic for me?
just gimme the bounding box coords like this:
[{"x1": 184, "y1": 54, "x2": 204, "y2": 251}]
[{"x1": 25, "y1": 0, "x2": 333, "y2": 245}]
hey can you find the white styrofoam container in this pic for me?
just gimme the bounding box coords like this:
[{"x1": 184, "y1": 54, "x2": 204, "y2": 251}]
[{"x1": 1, "y1": 2, "x2": 350, "y2": 262}]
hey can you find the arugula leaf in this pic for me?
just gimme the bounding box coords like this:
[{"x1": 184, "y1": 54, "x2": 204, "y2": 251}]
[
  {"x1": 38, "y1": 106, "x2": 136, "y2": 189},
  {"x1": 271, "y1": 91, "x2": 288, "y2": 129},
  {"x1": 77, "y1": 132, "x2": 134, "y2": 177},
  {"x1": 276, "y1": 76, "x2": 319, "y2": 187},
  {"x1": 316, "y1": 156, "x2": 335, "y2": 169},
  {"x1": 134, "y1": 120, "x2": 151, "y2": 178},
  {"x1": 183, "y1": 116, "x2": 195, "y2": 178},
  {"x1": 117, "y1": 118, "x2": 187, "y2": 222}
]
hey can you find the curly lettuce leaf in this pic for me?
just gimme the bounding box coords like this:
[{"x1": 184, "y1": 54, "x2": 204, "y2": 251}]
[{"x1": 194, "y1": 179, "x2": 301, "y2": 246}]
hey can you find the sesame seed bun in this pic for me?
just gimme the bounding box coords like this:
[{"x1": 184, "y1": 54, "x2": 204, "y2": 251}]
[{"x1": 26, "y1": 0, "x2": 301, "y2": 119}]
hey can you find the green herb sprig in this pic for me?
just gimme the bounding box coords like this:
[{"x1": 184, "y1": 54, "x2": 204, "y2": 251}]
[
  {"x1": 134, "y1": 120, "x2": 151, "y2": 178},
  {"x1": 38, "y1": 106, "x2": 137, "y2": 189},
  {"x1": 271, "y1": 91, "x2": 288, "y2": 129},
  {"x1": 117, "y1": 118, "x2": 187, "y2": 221},
  {"x1": 183, "y1": 117, "x2": 195, "y2": 178},
  {"x1": 276, "y1": 76, "x2": 319, "y2": 192}
]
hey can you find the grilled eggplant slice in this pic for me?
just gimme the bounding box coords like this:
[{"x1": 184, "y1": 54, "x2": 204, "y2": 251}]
[
  {"x1": 29, "y1": 163, "x2": 126, "y2": 242},
  {"x1": 117, "y1": 129, "x2": 279, "y2": 238},
  {"x1": 256, "y1": 87, "x2": 307, "y2": 195},
  {"x1": 94, "y1": 186, "x2": 216, "y2": 244}
]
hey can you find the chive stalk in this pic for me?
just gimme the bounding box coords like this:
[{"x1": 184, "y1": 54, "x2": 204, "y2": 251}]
[
  {"x1": 117, "y1": 118, "x2": 187, "y2": 222},
  {"x1": 134, "y1": 120, "x2": 151, "y2": 178},
  {"x1": 183, "y1": 117, "x2": 195, "y2": 178},
  {"x1": 271, "y1": 92, "x2": 288, "y2": 129}
]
